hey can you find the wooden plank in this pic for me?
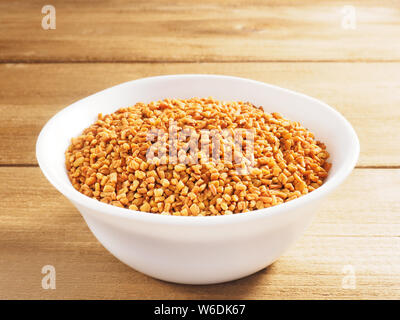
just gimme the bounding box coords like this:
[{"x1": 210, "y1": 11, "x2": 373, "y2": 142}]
[
  {"x1": 0, "y1": 167, "x2": 399, "y2": 299},
  {"x1": 0, "y1": 62, "x2": 399, "y2": 166},
  {"x1": 0, "y1": 0, "x2": 399, "y2": 62}
]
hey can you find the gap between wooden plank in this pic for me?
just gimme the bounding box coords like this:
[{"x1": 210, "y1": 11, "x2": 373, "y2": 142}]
[
  {"x1": 356, "y1": 165, "x2": 400, "y2": 169},
  {"x1": 1, "y1": 60, "x2": 400, "y2": 64},
  {"x1": 0, "y1": 164, "x2": 39, "y2": 168}
]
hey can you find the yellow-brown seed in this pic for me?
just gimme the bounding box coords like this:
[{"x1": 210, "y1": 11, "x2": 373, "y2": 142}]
[{"x1": 190, "y1": 203, "x2": 200, "y2": 215}]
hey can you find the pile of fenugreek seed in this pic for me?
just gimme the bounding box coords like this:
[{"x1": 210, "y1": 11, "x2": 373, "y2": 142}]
[{"x1": 66, "y1": 98, "x2": 331, "y2": 216}]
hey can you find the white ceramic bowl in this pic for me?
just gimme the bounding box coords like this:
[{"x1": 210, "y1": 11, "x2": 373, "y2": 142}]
[{"x1": 36, "y1": 75, "x2": 359, "y2": 285}]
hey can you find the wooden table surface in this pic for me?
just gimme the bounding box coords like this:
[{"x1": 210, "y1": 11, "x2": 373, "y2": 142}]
[{"x1": 1, "y1": 0, "x2": 400, "y2": 299}]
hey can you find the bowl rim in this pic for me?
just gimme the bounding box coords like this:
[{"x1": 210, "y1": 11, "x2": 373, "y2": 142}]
[{"x1": 36, "y1": 74, "x2": 360, "y2": 226}]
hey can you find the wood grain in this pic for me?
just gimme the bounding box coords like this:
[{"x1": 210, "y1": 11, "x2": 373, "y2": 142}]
[
  {"x1": 1, "y1": 0, "x2": 399, "y2": 301},
  {"x1": 1, "y1": 62, "x2": 399, "y2": 166},
  {"x1": 0, "y1": 0, "x2": 399, "y2": 62},
  {"x1": 1, "y1": 167, "x2": 399, "y2": 299}
]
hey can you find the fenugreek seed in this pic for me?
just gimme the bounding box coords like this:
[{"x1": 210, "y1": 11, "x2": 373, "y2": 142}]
[
  {"x1": 209, "y1": 205, "x2": 218, "y2": 215},
  {"x1": 176, "y1": 180, "x2": 185, "y2": 192},
  {"x1": 273, "y1": 166, "x2": 281, "y2": 176},
  {"x1": 181, "y1": 186, "x2": 189, "y2": 195},
  {"x1": 73, "y1": 157, "x2": 85, "y2": 167},
  {"x1": 190, "y1": 203, "x2": 200, "y2": 215},
  {"x1": 224, "y1": 185, "x2": 233, "y2": 195},
  {"x1": 210, "y1": 172, "x2": 219, "y2": 180},
  {"x1": 128, "y1": 204, "x2": 138, "y2": 210},
  {"x1": 135, "y1": 170, "x2": 146, "y2": 179},
  {"x1": 256, "y1": 201, "x2": 264, "y2": 209},
  {"x1": 251, "y1": 168, "x2": 262, "y2": 175},
  {"x1": 85, "y1": 176, "x2": 96, "y2": 186},
  {"x1": 146, "y1": 176, "x2": 155, "y2": 184},
  {"x1": 109, "y1": 172, "x2": 118, "y2": 183},
  {"x1": 161, "y1": 178, "x2": 170, "y2": 188},
  {"x1": 236, "y1": 183, "x2": 247, "y2": 191},
  {"x1": 238, "y1": 201, "x2": 246, "y2": 211},
  {"x1": 140, "y1": 162, "x2": 148, "y2": 171},
  {"x1": 147, "y1": 170, "x2": 158, "y2": 178},
  {"x1": 209, "y1": 184, "x2": 217, "y2": 195},
  {"x1": 174, "y1": 164, "x2": 186, "y2": 172},
  {"x1": 164, "y1": 203, "x2": 171, "y2": 212},
  {"x1": 188, "y1": 192, "x2": 196, "y2": 200},
  {"x1": 140, "y1": 202, "x2": 151, "y2": 212},
  {"x1": 112, "y1": 201, "x2": 124, "y2": 208},
  {"x1": 103, "y1": 185, "x2": 115, "y2": 193},
  {"x1": 137, "y1": 187, "x2": 147, "y2": 194},
  {"x1": 119, "y1": 197, "x2": 129, "y2": 205},
  {"x1": 246, "y1": 194, "x2": 258, "y2": 201},
  {"x1": 130, "y1": 180, "x2": 139, "y2": 191},
  {"x1": 154, "y1": 188, "x2": 164, "y2": 197}
]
